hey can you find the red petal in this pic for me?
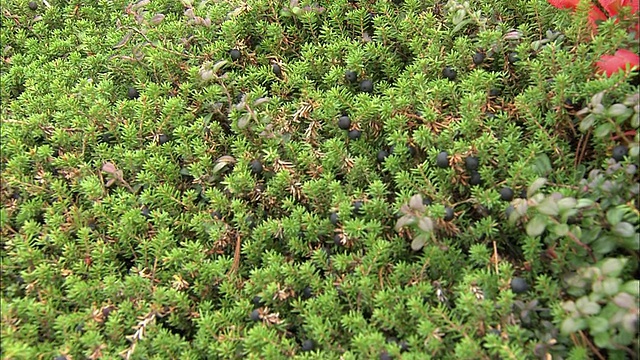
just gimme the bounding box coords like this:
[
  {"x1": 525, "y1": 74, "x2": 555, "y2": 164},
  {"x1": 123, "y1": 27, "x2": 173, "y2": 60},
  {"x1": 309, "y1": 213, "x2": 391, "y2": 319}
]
[
  {"x1": 599, "y1": 0, "x2": 623, "y2": 16},
  {"x1": 548, "y1": 0, "x2": 580, "y2": 9},
  {"x1": 596, "y1": 49, "x2": 640, "y2": 77},
  {"x1": 599, "y1": 0, "x2": 639, "y2": 15},
  {"x1": 588, "y1": 6, "x2": 609, "y2": 30}
]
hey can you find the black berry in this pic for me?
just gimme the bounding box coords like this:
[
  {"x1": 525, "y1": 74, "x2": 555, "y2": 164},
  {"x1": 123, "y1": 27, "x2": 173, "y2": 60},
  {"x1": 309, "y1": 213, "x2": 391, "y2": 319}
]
[
  {"x1": 469, "y1": 171, "x2": 482, "y2": 186},
  {"x1": 360, "y1": 79, "x2": 373, "y2": 93},
  {"x1": 245, "y1": 215, "x2": 256, "y2": 229},
  {"x1": 230, "y1": 49, "x2": 241, "y2": 61},
  {"x1": 408, "y1": 145, "x2": 417, "y2": 157},
  {"x1": 301, "y1": 286, "x2": 313, "y2": 300},
  {"x1": 54, "y1": 356, "x2": 67, "y2": 360},
  {"x1": 211, "y1": 210, "x2": 222, "y2": 219},
  {"x1": 28, "y1": 1, "x2": 38, "y2": 10},
  {"x1": 436, "y1": 151, "x2": 449, "y2": 168},
  {"x1": 333, "y1": 233, "x2": 344, "y2": 246},
  {"x1": 465, "y1": 156, "x2": 479, "y2": 171},
  {"x1": 127, "y1": 86, "x2": 139, "y2": 99},
  {"x1": 377, "y1": 150, "x2": 389, "y2": 163},
  {"x1": 444, "y1": 207, "x2": 454, "y2": 221},
  {"x1": 345, "y1": 70, "x2": 357, "y2": 83},
  {"x1": 353, "y1": 200, "x2": 363, "y2": 215},
  {"x1": 98, "y1": 132, "x2": 115, "y2": 145},
  {"x1": 338, "y1": 115, "x2": 351, "y2": 130},
  {"x1": 329, "y1": 212, "x2": 339, "y2": 225},
  {"x1": 252, "y1": 296, "x2": 264, "y2": 308},
  {"x1": 472, "y1": 52, "x2": 485, "y2": 65},
  {"x1": 157, "y1": 134, "x2": 170, "y2": 145},
  {"x1": 272, "y1": 63, "x2": 282, "y2": 77},
  {"x1": 500, "y1": 187, "x2": 514, "y2": 201},
  {"x1": 489, "y1": 88, "x2": 501, "y2": 97},
  {"x1": 508, "y1": 52, "x2": 519, "y2": 64},
  {"x1": 510, "y1": 277, "x2": 529, "y2": 293},
  {"x1": 612, "y1": 145, "x2": 628, "y2": 162},
  {"x1": 519, "y1": 189, "x2": 528, "y2": 199},
  {"x1": 301, "y1": 339, "x2": 315, "y2": 351},
  {"x1": 141, "y1": 206, "x2": 151, "y2": 219},
  {"x1": 348, "y1": 129, "x2": 362, "y2": 140},
  {"x1": 380, "y1": 351, "x2": 392, "y2": 360},
  {"x1": 250, "y1": 309, "x2": 261, "y2": 321},
  {"x1": 442, "y1": 66, "x2": 457, "y2": 81},
  {"x1": 250, "y1": 159, "x2": 263, "y2": 175},
  {"x1": 398, "y1": 340, "x2": 409, "y2": 352}
]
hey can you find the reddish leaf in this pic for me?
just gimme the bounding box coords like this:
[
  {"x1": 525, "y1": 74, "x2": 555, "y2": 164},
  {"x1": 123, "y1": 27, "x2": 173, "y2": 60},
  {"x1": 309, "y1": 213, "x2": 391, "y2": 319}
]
[
  {"x1": 596, "y1": 49, "x2": 640, "y2": 77},
  {"x1": 599, "y1": 0, "x2": 639, "y2": 16},
  {"x1": 548, "y1": 0, "x2": 579, "y2": 9}
]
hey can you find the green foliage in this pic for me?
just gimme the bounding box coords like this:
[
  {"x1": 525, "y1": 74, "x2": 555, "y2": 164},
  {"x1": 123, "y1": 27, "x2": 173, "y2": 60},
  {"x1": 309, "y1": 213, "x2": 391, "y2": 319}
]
[{"x1": 1, "y1": 0, "x2": 638, "y2": 358}]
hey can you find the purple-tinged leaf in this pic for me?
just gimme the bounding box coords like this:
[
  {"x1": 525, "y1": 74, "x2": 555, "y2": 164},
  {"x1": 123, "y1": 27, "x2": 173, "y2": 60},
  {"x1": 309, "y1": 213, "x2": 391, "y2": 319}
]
[
  {"x1": 149, "y1": 13, "x2": 165, "y2": 25},
  {"x1": 112, "y1": 31, "x2": 133, "y2": 49}
]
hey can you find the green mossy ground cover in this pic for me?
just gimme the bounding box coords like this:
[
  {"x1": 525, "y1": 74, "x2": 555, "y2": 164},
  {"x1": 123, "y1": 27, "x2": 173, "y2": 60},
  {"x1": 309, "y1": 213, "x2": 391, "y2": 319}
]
[{"x1": 1, "y1": 0, "x2": 638, "y2": 359}]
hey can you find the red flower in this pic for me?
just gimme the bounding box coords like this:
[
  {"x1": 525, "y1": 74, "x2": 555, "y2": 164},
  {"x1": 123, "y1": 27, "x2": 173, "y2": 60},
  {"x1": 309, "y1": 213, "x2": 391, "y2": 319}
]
[
  {"x1": 588, "y1": 6, "x2": 609, "y2": 29},
  {"x1": 548, "y1": 0, "x2": 580, "y2": 9},
  {"x1": 599, "y1": 0, "x2": 639, "y2": 16},
  {"x1": 596, "y1": 49, "x2": 640, "y2": 76}
]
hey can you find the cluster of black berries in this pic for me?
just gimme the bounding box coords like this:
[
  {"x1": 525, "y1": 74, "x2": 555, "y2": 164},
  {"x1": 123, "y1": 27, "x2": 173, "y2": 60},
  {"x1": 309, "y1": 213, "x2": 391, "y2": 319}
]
[
  {"x1": 345, "y1": 70, "x2": 373, "y2": 93},
  {"x1": 337, "y1": 114, "x2": 361, "y2": 140}
]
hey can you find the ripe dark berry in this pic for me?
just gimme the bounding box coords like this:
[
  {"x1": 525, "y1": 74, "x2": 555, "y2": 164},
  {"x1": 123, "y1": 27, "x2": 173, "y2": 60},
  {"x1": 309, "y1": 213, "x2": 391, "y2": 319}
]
[
  {"x1": 252, "y1": 296, "x2": 264, "y2": 308},
  {"x1": 54, "y1": 356, "x2": 67, "y2": 360},
  {"x1": 329, "y1": 212, "x2": 339, "y2": 225},
  {"x1": 272, "y1": 63, "x2": 282, "y2": 77},
  {"x1": 250, "y1": 309, "x2": 261, "y2": 321},
  {"x1": 489, "y1": 88, "x2": 501, "y2": 97},
  {"x1": 353, "y1": 200, "x2": 363, "y2": 215},
  {"x1": 348, "y1": 129, "x2": 361, "y2": 140},
  {"x1": 465, "y1": 156, "x2": 479, "y2": 171},
  {"x1": 422, "y1": 196, "x2": 432, "y2": 206},
  {"x1": 28, "y1": 1, "x2": 38, "y2": 10},
  {"x1": 301, "y1": 339, "x2": 315, "y2": 351},
  {"x1": 508, "y1": 52, "x2": 519, "y2": 64},
  {"x1": 612, "y1": 145, "x2": 628, "y2": 162},
  {"x1": 333, "y1": 233, "x2": 344, "y2": 246},
  {"x1": 250, "y1": 159, "x2": 263, "y2": 175},
  {"x1": 127, "y1": 86, "x2": 139, "y2": 99},
  {"x1": 230, "y1": 49, "x2": 241, "y2": 61},
  {"x1": 98, "y1": 132, "x2": 115, "y2": 145},
  {"x1": 345, "y1": 70, "x2": 357, "y2": 83},
  {"x1": 360, "y1": 79, "x2": 373, "y2": 93},
  {"x1": 408, "y1": 145, "x2": 417, "y2": 157},
  {"x1": 444, "y1": 207, "x2": 454, "y2": 221},
  {"x1": 436, "y1": 151, "x2": 449, "y2": 168},
  {"x1": 157, "y1": 134, "x2": 170, "y2": 145},
  {"x1": 442, "y1": 66, "x2": 457, "y2": 81},
  {"x1": 510, "y1": 277, "x2": 529, "y2": 293},
  {"x1": 301, "y1": 286, "x2": 313, "y2": 300},
  {"x1": 472, "y1": 52, "x2": 485, "y2": 65},
  {"x1": 380, "y1": 351, "x2": 392, "y2": 360},
  {"x1": 519, "y1": 189, "x2": 528, "y2": 199},
  {"x1": 338, "y1": 115, "x2": 351, "y2": 130},
  {"x1": 141, "y1": 206, "x2": 151, "y2": 219},
  {"x1": 469, "y1": 171, "x2": 482, "y2": 186},
  {"x1": 500, "y1": 187, "x2": 514, "y2": 201},
  {"x1": 245, "y1": 215, "x2": 256, "y2": 229},
  {"x1": 211, "y1": 210, "x2": 222, "y2": 219},
  {"x1": 398, "y1": 340, "x2": 409, "y2": 352},
  {"x1": 102, "y1": 306, "x2": 114, "y2": 319},
  {"x1": 377, "y1": 150, "x2": 389, "y2": 163}
]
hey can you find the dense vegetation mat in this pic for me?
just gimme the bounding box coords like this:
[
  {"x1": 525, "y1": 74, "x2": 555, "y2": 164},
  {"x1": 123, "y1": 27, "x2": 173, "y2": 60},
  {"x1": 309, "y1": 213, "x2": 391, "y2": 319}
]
[{"x1": 1, "y1": 0, "x2": 638, "y2": 359}]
